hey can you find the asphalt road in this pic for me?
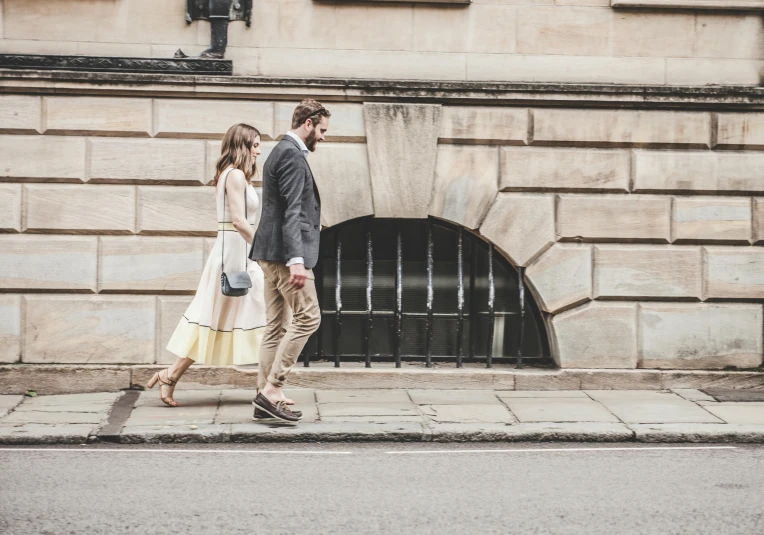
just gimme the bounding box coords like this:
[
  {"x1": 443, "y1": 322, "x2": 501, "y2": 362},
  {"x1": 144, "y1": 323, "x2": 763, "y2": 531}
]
[{"x1": 1, "y1": 443, "x2": 763, "y2": 535}]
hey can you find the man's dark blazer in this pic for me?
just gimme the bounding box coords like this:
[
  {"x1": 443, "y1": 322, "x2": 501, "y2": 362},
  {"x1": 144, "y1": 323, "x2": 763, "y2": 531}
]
[{"x1": 250, "y1": 135, "x2": 321, "y2": 269}]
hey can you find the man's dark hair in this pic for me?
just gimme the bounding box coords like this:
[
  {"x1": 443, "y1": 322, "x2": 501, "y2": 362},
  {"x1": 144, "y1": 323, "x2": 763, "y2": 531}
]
[{"x1": 291, "y1": 99, "x2": 331, "y2": 129}]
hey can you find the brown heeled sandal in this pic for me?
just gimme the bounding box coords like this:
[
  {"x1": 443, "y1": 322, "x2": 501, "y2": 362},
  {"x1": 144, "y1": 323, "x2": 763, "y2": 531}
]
[{"x1": 146, "y1": 368, "x2": 180, "y2": 407}]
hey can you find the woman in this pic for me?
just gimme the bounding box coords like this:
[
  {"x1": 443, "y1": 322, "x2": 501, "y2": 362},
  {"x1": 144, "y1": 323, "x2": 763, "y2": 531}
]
[{"x1": 148, "y1": 123, "x2": 266, "y2": 406}]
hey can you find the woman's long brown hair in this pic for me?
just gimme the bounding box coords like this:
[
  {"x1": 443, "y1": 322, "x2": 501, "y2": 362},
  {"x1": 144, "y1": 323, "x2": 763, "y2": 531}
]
[{"x1": 211, "y1": 123, "x2": 260, "y2": 186}]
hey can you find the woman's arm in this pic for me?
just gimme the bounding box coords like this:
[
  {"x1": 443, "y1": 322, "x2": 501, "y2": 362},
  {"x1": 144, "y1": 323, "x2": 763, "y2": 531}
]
[{"x1": 225, "y1": 169, "x2": 255, "y2": 245}]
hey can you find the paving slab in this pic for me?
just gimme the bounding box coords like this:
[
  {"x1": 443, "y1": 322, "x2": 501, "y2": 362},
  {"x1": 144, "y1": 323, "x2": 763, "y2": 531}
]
[
  {"x1": 407, "y1": 390, "x2": 500, "y2": 405},
  {"x1": 420, "y1": 404, "x2": 515, "y2": 423},
  {"x1": 316, "y1": 389, "x2": 411, "y2": 404},
  {"x1": 671, "y1": 389, "x2": 716, "y2": 402},
  {"x1": 12, "y1": 396, "x2": 116, "y2": 413},
  {"x1": 701, "y1": 402, "x2": 764, "y2": 425},
  {"x1": 21, "y1": 393, "x2": 121, "y2": 405},
  {"x1": 0, "y1": 395, "x2": 24, "y2": 418},
  {"x1": 587, "y1": 391, "x2": 723, "y2": 424},
  {"x1": 630, "y1": 423, "x2": 764, "y2": 443},
  {"x1": 317, "y1": 402, "x2": 417, "y2": 418},
  {"x1": 120, "y1": 424, "x2": 231, "y2": 444},
  {"x1": 0, "y1": 424, "x2": 96, "y2": 444},
  {"x1": 504, "y1": 398, "x2": 620, "y2": 423},
  {"x1": 585, "y1": 390, "x2": 674, "y2": 400},
  {"x1": 1, "y1": 410, "x2": 105, "y2": 425},
  {"x1": 230, "y1": 422, "x2": 427, "y2": 442},
  {"x1": 320, "y1": 416, "x2": 424, "y2": 423},
  {"x1": 125, "y1": 402, "x2": 218, "y2": 426},
  {"x1": 497, "y1": 391, "x2": 589, "y2": 399},
  {"x1": 135, "y1": 389, "x2": 220, "y2": 408}
]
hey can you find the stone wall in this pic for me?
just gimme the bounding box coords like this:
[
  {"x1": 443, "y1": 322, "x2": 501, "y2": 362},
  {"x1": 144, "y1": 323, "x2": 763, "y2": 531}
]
[
  {"x1": 0, "y1": 78, "x2": 762, "y2": 371},
  {"x1": 0, "y1": 0, "x2": 763, "y2": 85}
]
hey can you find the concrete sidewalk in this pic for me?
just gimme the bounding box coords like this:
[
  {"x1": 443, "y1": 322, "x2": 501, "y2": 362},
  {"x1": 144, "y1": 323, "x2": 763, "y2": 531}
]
[{"x1": 1, "y1": 388, "x2": 763, "y2": 445}]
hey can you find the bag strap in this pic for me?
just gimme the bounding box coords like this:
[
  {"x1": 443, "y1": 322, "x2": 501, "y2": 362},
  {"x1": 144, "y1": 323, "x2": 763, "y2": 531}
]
[{"x1": 221, "y1": 168, "x2": 248, "y2": 273}]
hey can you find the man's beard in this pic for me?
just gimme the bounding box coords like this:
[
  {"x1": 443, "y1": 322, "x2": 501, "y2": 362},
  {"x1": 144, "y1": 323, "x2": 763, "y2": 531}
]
[{"x1": 305, "y1": 128, "x2": 319, "y2": 152}]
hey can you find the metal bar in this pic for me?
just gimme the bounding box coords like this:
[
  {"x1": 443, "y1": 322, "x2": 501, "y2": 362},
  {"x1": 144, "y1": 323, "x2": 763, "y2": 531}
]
[
  {"x1": 364, "y1": 223, "x2": 373, "y2": 368},
  {"x1": 394, "y1": 222, "x2": 403, "y2": 368},
  {"x1": 516, "y1": 265, "x2": 525, "y2": 369},
  {"x1": 425, "y1": 220, "x2": 434, "y2": 368},
  {"x1": 334, "y1": 231, "x2": 342, "y2": 368},
  {"x1": 468, "y1": 240, "x2": 476, "y2": 359},
  {"x1": 456, "y1": 227, "x2": 464, "y2": 368},
  {"x1": 486, "y1": 243, "x2": 495, "y2": 369}
]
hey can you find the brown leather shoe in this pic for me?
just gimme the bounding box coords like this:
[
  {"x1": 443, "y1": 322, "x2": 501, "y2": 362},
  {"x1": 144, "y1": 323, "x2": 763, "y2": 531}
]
[
  {"x1": 252, "y1": 399, "x2": 302, "y2": 419},
  {"x1": 253, "y1": 393, "x2": 301, "y2": 422}
]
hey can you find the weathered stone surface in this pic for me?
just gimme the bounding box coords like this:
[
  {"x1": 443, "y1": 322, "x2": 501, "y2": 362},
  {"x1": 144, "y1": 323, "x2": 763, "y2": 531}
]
[
  {"x1": 364, "y1": 103, "x2": 441, "y2": 218},
  {"x1": 0, "y1": 424, "x2": 97, "y2": 445},
  {"x1": 0, "y1": 395, "x2": 23, "y2": 418},
  {"x1": 99, "y1": 237, "x2": 205, "y2": 293},
  {"x1": 716, "y1": 113, "x2": 764, "y2": 150},
  {"x1": 0, "y1": 95, "x2": 41, "y2": 134},
  {"x1": 639, "y1": 303, "x2": 763, "y2": 369},
  {"x1": 408, "y1": 390, "x2": 500, "y2": 405},
  {"x1": 578, "y1": 370, "x2": 662, "y2": 390},
  {"x1": 90, "y1": 138, "x2": 206, "y2": 184},
  {"x1": 703, "y1": 402, "x2": 764, "y2": 425},
  {"x1": 136, "y1": 186, "x2": 216, "y2": 235},
  {"x1": 517, "y1": 6, "x2": 612, "y2": 56},
  {"x1": 120, "y1": 424, "x2": 230, "y2": 444},
  {"x1": 0, "y1": 135, "x2": 86, "y2": 181},
  {"x1": 501, "y1": 147, "x2": 629, "y2": 192},
  {"x1": 594, "y1": 245, "x2": 702, "y2": 299},
  {"x1": 44, "y1": 97, "x2": 151, "y2": 136},
  {"x1": 634, "y1": 151, "x2": 764, "y2": 193},
  {"x1": 154, "y1": 99, "x2": 274, "y2": 140},
  {"x1": 24, "y1": 184, "x2": 136, "y2": 233},
  {"x1": 612, "y1": 11, "x2": 695, "y2": 58},
  {"x1": 630, "y1": 423, "x2": 764, "y2": 444},
  {"x1": 429, "y1": 145, "x2": 498, "y2": 229},
  {"x1": 755, "y1": 198, "x2": 764, "y2": 244},
  {"x1": 672, "y1": 197, "x2": 752, "y2": 243},
  {"x1": 533, "y1": 109, "x2": 710, "y2": 149},
  {"x1": 231, "y1": 421, "x2": 426, "y2": 442},
  {"x1": 3, "y1": 409, "x2": 105, "y2": 425},
  {"x1": 23, "y1": 296, "x2": 156, "y2": 364},
  {"x1": 0, "y1": 184, "x2": 21, "y2": 232},
  {"x1": 308, "y1": 143, "x2": 374, "y2": 228},
  {"x1": 587, "y1": 390, "x2": 723, "y2": 424},
  {"x1": 421, "y1": 404, "x2": 514, "y2": 423},
  {"x1": 316, "y1": 389, "x2": 410, "y2": 404},
  {"x1": 158, "y1": 296, "x2": 193, "y2": 365},
  {"x1": 514, "y1": 370, "x2": 582, "y2": 391},
  {"x1": 666, "y1": 58, "x2": 764, "y2": 86},
  {"x1": 439, "y1": 107, "x2": 528, "y2": 145},
  {"x1": 550, "y1": 302, "x2": 638, "y2": 369},
  {"x1": 478, "y1": 193, "x2": 554, "y2": 266},
  {"x1": 557, "y1": 194, "x2": 671, "y2": 242},
  {"x1": 505, "y1": 397, "x2": 620, "y2": 423},
  {"x1": 0, "y1": 296, "x2": 21, "y2": 364},
  {"x1": 274, "y1": 102, "x2": 365, "y2": 142},
  {"x1": 0, "y1": 365, "x2": 131, "y2": 395},
  {"x1": 662, "y1": 371, "x2": 764, "y2": 390},
  {"x1": 704, "y1": 246, "x2": 764, "y2": 299},
  {"x1": 696, "y1": 14, "x2": 764, "y2": 60},
  {"x1": 0, "y1": 235, "x2": 97, "y2": 291},
  {"x1": 525, "y1": 243, "x2": 592, "y2": 313},
  {"x1": 318, "y1": 403, "x2": 417, "y2": 418}
]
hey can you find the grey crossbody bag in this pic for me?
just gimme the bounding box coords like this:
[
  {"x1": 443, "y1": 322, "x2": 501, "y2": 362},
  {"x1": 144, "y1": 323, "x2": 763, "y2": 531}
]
[{"x1": 220, "y1": 171, "x2": 253, "y2": 297}]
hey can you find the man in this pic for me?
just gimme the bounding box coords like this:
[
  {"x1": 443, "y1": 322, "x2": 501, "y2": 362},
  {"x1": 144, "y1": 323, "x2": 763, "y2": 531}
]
[{"x1": 250, "y1": 99, "x2": 330, "y2": 422}]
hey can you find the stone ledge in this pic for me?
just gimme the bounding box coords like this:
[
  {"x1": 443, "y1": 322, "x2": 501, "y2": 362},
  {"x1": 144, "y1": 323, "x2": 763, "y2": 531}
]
[
  {"x1": 1, "y1": 365, "x2": 762, "y2": 395},
  {"x1": 612, "y1": 0, "x2": 764, "y2": 10}
]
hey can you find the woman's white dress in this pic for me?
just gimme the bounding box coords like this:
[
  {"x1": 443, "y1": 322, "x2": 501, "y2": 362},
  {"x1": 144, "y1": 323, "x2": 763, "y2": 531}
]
[{"x1": 166, "y1": 167, "x2": 266, "y2": 366}]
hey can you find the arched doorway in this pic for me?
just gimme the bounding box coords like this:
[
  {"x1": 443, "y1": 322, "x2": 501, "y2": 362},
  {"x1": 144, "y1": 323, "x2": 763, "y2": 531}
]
[{"x1": 300, "y1": 218, "x2": 551, "y2": 367}]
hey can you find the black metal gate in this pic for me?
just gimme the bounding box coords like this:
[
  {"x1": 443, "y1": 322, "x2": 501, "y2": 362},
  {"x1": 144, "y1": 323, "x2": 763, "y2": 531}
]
[{"x1": 300, "y1": 218, "x2": 551, "y2": 368}]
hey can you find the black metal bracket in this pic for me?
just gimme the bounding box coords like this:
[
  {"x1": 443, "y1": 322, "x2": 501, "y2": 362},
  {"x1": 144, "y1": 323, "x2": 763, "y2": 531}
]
[{"x1": 177, "y1": 0, "x2": 252, "y2": 59}]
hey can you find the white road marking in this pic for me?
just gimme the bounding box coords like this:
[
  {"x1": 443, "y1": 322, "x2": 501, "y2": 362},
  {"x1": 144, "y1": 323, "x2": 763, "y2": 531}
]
[
  {"x1": 386, "y1": 446, "x2": 738, "y2": 454},
  {"x1": 0, "y1": 448, "x2": 352, "y2": 454}
]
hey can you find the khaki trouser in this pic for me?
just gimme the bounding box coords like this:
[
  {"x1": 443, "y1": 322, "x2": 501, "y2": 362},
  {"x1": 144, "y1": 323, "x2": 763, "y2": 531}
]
[{"x1": 257, "y1": 261, "x2": 321, "y2": 389}]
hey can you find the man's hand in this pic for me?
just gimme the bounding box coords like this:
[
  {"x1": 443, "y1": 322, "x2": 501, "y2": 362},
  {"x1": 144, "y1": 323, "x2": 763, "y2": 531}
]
[{"x1": 289, "y1": 263, "x2": 308, "y2": 289}]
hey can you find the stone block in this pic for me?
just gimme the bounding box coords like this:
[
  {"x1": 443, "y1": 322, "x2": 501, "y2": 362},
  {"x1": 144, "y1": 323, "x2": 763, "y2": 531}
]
[
  {"x1": 0, "y1": 39, "x2": 78, "y2": 56},
  {"x1": 0, "y1": 296, "x2": 21, "y2": 363},
  {"x1": 666, "y1": 58, "x2": 764, "y2": 86},
  {"x1": 525, "y1": 243, "x2": 592, "y2": 313},
  {"x1": 612, "y1": 12, "x2": 695, "y2": 58},
  {"x1": 467, "y1": 54, "x2": 665, "y2": 85},
  {"x1": 154, "y1": 99, "x2": 274, "y2": 140},
  {"x1": 412, "y1": 5, "x2": 469, "y2": 52},
  {"x1": 333, "y1": 3, "x2": 413, "y2": 51},
  {"x1": 439, "y1": 106, "x2": 528, "y2": 145},
  {"x1": 429, "y1": 145, "x2": 499, "y2": 229},
  {"x1": 716, "y1": 114, "x2": 764, "y2": 150},
  {"x1": 44, "y1": 97, "x2": 151, "y2": 136},
  {"x1": 594, "y1": 245, "x2": 702, "y2": 299},
  {"x1": 99, "y1": 237, "x2": 205, "y2": 293},
  {"x1": 0, "y1": 184, "x2": 21, "y2": 232},
  {"x1": 467, "y1": 4, "x2": 517, "y2": 54},
  {"x1": 661, "y1": 370, "x2": 764, "y2": 390},
  {"x1": 696, "y1": 14, "x2": 764, "y2": 60},
  {"x1": 755, "y1": 198, "x2": 764, "y2": 244},
  {"x1": 136, "y1": 186, "x2": 216, "y2": 235},
  {"x1": 158, "y1": 296, "x2": 194, "y2": 365},
  {"x1": 635, "y1": 151, "x2": 764, "y2": 194},
  {"x1": 0, "y1": 235, "x2": 97, "y2": 292},
  {"x1": 550, "y1": 302, "x2": 638, "y2": 368},
  {"x1": 672, "y1": 197, "x2": 752, "y2": 244},
  {"x1": 704, "y1": 247, "x2": 764, "y2": 299},
  {"x1": 0, "y1": 365, "x2": 131, "y2": 395},
  {"x1": 639, "y1": 303, "x2": 763, "y2": 369},
  {"x1": 703, "y1": 402, "x2": 764, "y2": 425},
  {"x1": 517, "y1": 6, "x2": 612, "y2": 56},
  {"x1": 0, "y1": 95, "x2": 41, "y2": 134},
  {"x1": 557, "y1": 194, "x2": 671, "y2": 242},
  {"x1": 533, "y1": 110, "x2": 710, "y2": 149},
  {"x1": 514, "y1": 370, "x2": 582, "y2": 391},
  {"x1": 89, "y1": 138, "x2": 206, "y2": 184},
  {"x1": 577, "y1": 369, "x2": 662, "y2": 390},
  {"x1": 23, "y1": 296, "x2": 156, "y2": 364},
  {"x1": 505, "y1": 397, "x2": 620, "y2": 423},
  {"x1": 24, "y1": 184, "x2": 136, "y2": 233},
  {"x1": 588, "y1": 391, "x2": 723, "y2": 424},
  {"x1": 0, "y1": 135, "x2": 86, "y2": 181},
  {"x1": 501, "y1": 147, "x2": 630, "y2": 192},
  {"x1": 364, "y1": 103, "x2": 441, "y2": 219},
  {"x1": 274, "y1": 102, "x2": 365, "y2": 142},
  {"x1": 479, "y1": 193, "x2": 555, "y2": 266},
  {"x1": 308, "y1": 143, "x2": 374, "y2": 228}
]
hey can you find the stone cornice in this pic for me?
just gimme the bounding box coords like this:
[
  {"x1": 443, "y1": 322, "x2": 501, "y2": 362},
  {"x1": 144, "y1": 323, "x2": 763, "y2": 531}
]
[
  {"x1": 612, "y1": 0, "x2": 764, "y2": 10},
  {"x1": 1, "y1": 69, "x2": 764, "y2": 109}
]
